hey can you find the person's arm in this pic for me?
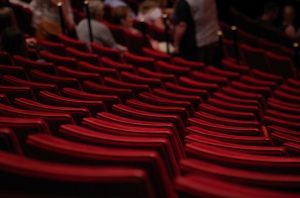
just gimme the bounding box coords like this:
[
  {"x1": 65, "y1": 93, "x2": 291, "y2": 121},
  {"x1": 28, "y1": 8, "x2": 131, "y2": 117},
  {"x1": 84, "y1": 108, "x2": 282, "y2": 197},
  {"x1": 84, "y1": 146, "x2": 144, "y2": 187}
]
[
  {"x1": 173, "y1": 21, "x2": 187, "y2": 53},
  {"x1": 62, "y1": 0, "x2": 75, "y2": 30}
]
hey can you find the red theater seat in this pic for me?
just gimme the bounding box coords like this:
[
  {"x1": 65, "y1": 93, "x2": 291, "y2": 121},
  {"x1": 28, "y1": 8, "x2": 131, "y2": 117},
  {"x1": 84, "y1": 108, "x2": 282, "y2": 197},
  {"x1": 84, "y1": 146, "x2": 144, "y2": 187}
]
[
  {"x1": 65, "y1": 47, "x2": 100, "y2": 65},
  {"x1": 78, "y1": 61, "x2": 120, "y2": 79},
  {"x1": 239, "y1": 44, "x2": 269, "y2": 72},
  {"x1": 13, "y1": 55, "x2": 57, "y2": 74},
  {"x1": 179, "y1": 158, "x2": 300, "y2": 189},
  {"x1": 26, "y1": 134, "x2": 175, "y2": 198},
  {"x1": 30, "y1": 70, "x2": 82, "y2": 90},
  {"x1": 14, "y1": 97, "x2": 91, "y2": 124},
  {"x1": 164, "y1": 82, "x2": 209, "y2": 100},
  {"x1": 112, "y1": 104, "x2": 185, "y2": 138},
  {"x1": 198, "y1": 103, "x2": 256, "y2": 121},
  {"x1": 58, "y1": 34, "x2": 88, "y2": 52},
  {"x1": 120, "y1": 71, "x2": 162, "y2": 88},
  {"x1": 175, "y1": 173, "x2": 300, "y2": 198},
  {"x1": 62, "y1": 88, "x2": 121, "y2": 107},
  {"x1": 0, "y1": 65, "x2": 28, "y2": 80},
  {"x1": 194, "y1": 111, "x2": 260, "y2": 128},
  {"x1": 57, "y1": 66, "x2": 102, "y2": 83},
  {"x1": 137, "y1": 68, "x2": 177, "y2": 82},
  {"x1": 123, "y1": 52, "x2": 155, "y2": 69},
  {"x1": 188, "y1": 117, "x2": 261, "y2": 136},
  {"x1": 0, "y1": 128, "x2": 23, "y2": 154},
  {"x1": 91, "y1": 43, "x2": 122, "y2": 61},
  {"x1": 142, "y1": 47, "x2": 171, "y2": 61},
  {"x1": 0, "y1": 103, "x2": 74, "y2": 133},
  {"x1": 82, "y1": 117, "x2": 179, "y2": 176},
  {"x1": 138, "y1": 92, "x2": 194, "y2": 115},
  {"x1": 126, "y1": 98, "x2": 189, "y2": 121},
  {"x1": 178, "y1": 76, "x2": 219, "y2": 94},
  {"x1": 187, "y1": 126, "x2": 271, "y2": 145},
  {"x1": 82, "y1": 81, "x2": 134, "y2": 100},
  {"x1": 0, "y1": 151, "x2": 155, "y2": 198},
  {"x1": 186, "y1": 143, "x2": 300, "y2": 172},
  {"x1": 38, "y1": 40, "x2": 66, "y2": 55},
  {"x1": 250, "y1": 69, "x2": 283, "y2": 84},
  {"x1": 205, "y1": 66, "x2": 240, "y2": 80},
  {"x1": 222, "y1": 59, "x2": 249, "y2": 74},
  {"x1": 104, "y1": 77, "x2": 150, "y2": 94},
  {"x1": 100, "y1": 57, "x2": 136, "y2": 73},
  {"x1": 265, "y1": 51, "x2": 297, "y2": 78},
  {"x1": 155, "y1": 61, "x2": 191, "y2": 76},
  {"x1": 171, "y1": 57, "x2": 204, "y2": 70},
  {"x1": 2, "y1": 75, "x2": 60, "y2": 95},
  {"x1": 38, "y1": 91, "x2": 106, "y2": 116},
  {"x1": 185, "y1": 135, "x2": 285, "y2": 156}
]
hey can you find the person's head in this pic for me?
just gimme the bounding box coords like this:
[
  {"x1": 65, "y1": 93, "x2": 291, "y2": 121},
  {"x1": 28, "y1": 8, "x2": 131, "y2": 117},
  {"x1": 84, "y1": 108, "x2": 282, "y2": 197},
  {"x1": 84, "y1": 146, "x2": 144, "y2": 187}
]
[
  {"x1": 283, "y1": 5, "x2": 295, "y2": 24},
  {"x1": 1, "y1": 27, "x2": 27, "y2": 56},
  {"x1": 139, "y1": 0, "x2": 160, "y2": 14},
  {"x1": 262, "y1": 1, "x2": 279, "y2": 21},
  {"x1": 89, "y1": 0, "x2": 104, "y2": 20},
  {"x1": 110, "y1": 6, "x2": 134, "y2": 28}
]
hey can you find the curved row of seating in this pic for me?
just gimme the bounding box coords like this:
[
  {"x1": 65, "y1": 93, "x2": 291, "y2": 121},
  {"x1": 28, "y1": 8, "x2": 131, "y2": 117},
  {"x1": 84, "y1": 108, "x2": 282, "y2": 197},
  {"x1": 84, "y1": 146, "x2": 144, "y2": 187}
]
[{"x1": 1, "y1": 35, "x2": 300, "y2": 197}]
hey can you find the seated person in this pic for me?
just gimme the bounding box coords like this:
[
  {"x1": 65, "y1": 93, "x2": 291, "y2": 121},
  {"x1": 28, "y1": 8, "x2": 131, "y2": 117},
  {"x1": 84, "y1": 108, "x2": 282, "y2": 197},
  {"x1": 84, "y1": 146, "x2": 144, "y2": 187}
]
[
  {"x1": 110, "y1": 5, "x2": 139, "y2": 34},
  {"x1": 0, "y1": 7, "x2": 37, "y2": 55},
  {"x1": 257, "y1": 1, "x2": 279, "y2": 27},
  {"x1": 137, "y1": 0, "x2": 165, "y2": 30},
  {"x1": 110, "y1": 5, "x2": 173, "y2": 53},
  {"x1": 104, "y1": 0, "x2": 127, "y2": 8},
  {"x1": 76, "y1": 0, "x2": 126, "y2": 51},
  {"x1": 1, "y1": 27, "x2": 37, "y2": 56},
  {"x1": 34, "y1": 0, "x2": 75, "y2": 40},
  {"x1": 0, "y1": 6, "x2": 17, "y2": 35}
]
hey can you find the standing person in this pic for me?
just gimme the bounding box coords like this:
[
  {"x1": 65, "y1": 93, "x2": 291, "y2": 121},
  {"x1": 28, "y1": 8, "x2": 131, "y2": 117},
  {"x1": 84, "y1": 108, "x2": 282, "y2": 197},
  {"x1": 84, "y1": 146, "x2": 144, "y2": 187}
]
[
  {"x1": 173, "y1": 0, "x2": 220, "y2": 64},
  {"x1": 34, "y1": 0, "x2": 75, "y2": 40},
  {"x1": 76, "y1": 0, "x2": 127, "y2": 51},
  {"x1": 280, "y1": 5, "x2": 297, "y2": 38}
]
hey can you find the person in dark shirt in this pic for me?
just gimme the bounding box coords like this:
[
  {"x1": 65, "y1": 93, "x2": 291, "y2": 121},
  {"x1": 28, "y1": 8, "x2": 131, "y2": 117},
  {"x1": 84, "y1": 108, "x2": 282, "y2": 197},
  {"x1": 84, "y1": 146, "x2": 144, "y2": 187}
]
[
  {"x1": 1, "y1": 27, "x2": 27, "y2": 56},
  {"x1": 257, "y1": 1, "x2": 279, "y2": 27},
  {"x1": 173, "y1": 0, "x2": 220, "y2": 64}
]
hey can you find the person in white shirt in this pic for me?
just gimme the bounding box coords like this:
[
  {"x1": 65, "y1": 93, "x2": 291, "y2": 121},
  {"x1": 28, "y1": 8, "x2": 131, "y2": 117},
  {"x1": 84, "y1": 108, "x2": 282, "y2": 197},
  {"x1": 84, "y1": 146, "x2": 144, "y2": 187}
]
[{"x1": 173, "y1": 0, "x2": 220, "y2": 64}]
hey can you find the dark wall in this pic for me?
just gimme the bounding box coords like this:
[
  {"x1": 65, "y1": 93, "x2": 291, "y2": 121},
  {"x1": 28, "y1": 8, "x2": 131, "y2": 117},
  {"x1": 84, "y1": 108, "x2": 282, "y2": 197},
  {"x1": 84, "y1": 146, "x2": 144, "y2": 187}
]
[{"x1": 216, "y1": 0, "x2": 300, "y2": 28}]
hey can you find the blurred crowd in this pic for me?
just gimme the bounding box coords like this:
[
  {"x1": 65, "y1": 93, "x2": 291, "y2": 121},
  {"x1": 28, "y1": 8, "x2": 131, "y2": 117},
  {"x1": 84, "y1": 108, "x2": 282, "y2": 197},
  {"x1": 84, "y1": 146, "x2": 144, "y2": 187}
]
[
  {"x1": 258, "y1": 1, "x2": 300, "y2": 39},
  {"x1": 0, "y1": 0, "x2": 299, "y2": 62}
]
